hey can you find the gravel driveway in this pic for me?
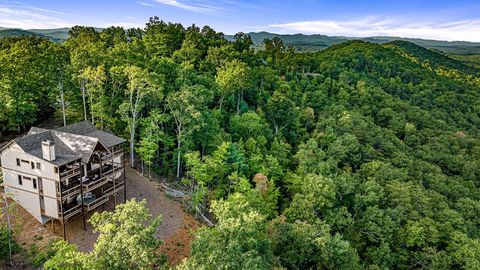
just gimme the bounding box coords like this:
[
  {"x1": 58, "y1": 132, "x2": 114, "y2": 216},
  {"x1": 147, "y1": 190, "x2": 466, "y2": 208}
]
[{"x1": 65, "y1": 166, "x2": 189, "y2": 252}]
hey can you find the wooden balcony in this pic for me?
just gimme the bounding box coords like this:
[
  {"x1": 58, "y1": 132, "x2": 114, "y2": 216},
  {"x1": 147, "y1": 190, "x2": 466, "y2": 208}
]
[
  {"x1": 83, "y1": 196, "x2": 109, "y2": 212},
  {"x1": 59, "y1": 184, "x2": 82, "y2": 201},
  {"x1": 91, "y1": 150, "x2": 124, "y2": 163},
  {"x1": 60, "y1": 167, "x2": 81, "y2": 180},
  {"x1": 103, "y1": 181, "x2": 124, "y2": 196},
  {"x1": 82, "y1": 175, "x2": 110, "y2": 192},
  {"x1": 60, "y1": 204, "x2": 82, "y2": 220}
]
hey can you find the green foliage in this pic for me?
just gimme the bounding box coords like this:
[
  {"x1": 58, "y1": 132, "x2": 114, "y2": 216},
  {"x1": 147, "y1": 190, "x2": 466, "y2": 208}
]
[
  {"x1": 178, "y1": 193, "x2": 274, "y2": 270},
  {"x1": 44, "y1": 199, "x2": 164, "y2": 270},
  {"x1": 0, "y1": 224, "x2": 20, "y2": 261},
  {"x1": 4, "y1": 18, "x2": 480, "y2": 269}
]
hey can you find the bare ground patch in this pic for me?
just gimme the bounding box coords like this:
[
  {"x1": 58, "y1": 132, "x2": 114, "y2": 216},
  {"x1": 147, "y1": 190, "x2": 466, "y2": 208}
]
[{"x1": 2, "y1": 166, "x2": 202, "y2": 268}]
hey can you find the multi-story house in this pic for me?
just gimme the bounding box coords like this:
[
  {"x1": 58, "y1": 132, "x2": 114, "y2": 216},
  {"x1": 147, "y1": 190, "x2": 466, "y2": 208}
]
[{"x1": 0, "y1": 121, "x2": 126, "y2": 239}]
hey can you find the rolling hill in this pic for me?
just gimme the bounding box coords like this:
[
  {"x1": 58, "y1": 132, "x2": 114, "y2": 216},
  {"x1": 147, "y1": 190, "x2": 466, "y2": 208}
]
[
  {"x1": 1, "y1": 27, "x2": 480, "y2": 66},
  {"x1": 227, "y1": 31, "x2": 480, "y2": 55}
]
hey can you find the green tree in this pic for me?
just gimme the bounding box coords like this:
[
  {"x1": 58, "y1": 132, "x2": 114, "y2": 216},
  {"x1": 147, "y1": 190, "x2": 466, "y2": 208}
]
[
  {"x1": 215, "y1": 59, "x2": 250, "y2": 113},
  {"x1": 167, "y1": 85, "x2": 205, "y2": 178},
  {"x1": 44, "y1": 199, "x2": 164, "y2": 270},
  {"x1": 117, "y1": 65, "x2": 161, "y2": 168},
  {"x1": 178, "y1": 193, "x2": 274, "y2": 270}
]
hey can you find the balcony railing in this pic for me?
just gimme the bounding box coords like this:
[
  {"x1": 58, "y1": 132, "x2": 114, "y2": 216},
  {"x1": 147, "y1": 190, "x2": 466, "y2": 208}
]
[
  {"x1": 82, "y1": 176, "x2": 110, "y2": 192},
  {"x1": 103, "y1": 182, "x2": 125, "y2": 196},
  {"x1": 60, "y1": 167, "x2": 81, "y2": 180},
  {"x1": 83, "y1": 196, "x2": 109, "y2": 212},
  {"x1": 60, "y1": 204, "x2": 82, "y2": 220},
  {"x1": 60, "y1": 183, "x2": 82, "y2": 200},
  {"x1": 91, "y1": 150, "x2": 124, "y2": 162}
]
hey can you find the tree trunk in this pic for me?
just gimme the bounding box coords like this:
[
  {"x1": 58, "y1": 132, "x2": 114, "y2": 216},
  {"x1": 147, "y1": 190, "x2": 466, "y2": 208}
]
[
  {"x1": 237, "y1": 91, "x2": 241, "y2": 115},
  {"x1": 219, "y1": 95, "x2": 224, "y2": 112},
  {"x1": 176, "y1": 139, "x2": 181, "y2": 178},
  {"x1": 130, "y1": 123, "x2": 135, "y2": 168},
  {"x1": 81, "y1": 80, "x2": 87, "y2": 122},
  {"x1": 89, "y1": 94, "x2": 95, "y2": 126},
  {"x1": 59, "y1": 74, "x2": 66, "y2": 126},
  {"x1": 3, "y1": 196, "x2": 12, "y2": 266}
]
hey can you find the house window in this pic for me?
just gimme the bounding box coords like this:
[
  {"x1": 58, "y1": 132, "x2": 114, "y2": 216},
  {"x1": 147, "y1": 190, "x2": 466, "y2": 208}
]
[
  {"x1": 31, "y1": 161, "x2": 35, "y2": 169},
  {"x1": 18, "y1": 175, "x2": 22, "y2": 185},
  {"x1": 54, "y1": 167, "x2": 58, "y2": 174},
  {"x1": 16, "y1": 158, "x2": 20, "y2": 166},
  {"x1": 33, "y1": 178, "x2": 37, "y2": 189},
  {"x1": 36, "y1": 162, "x2": 41, "y2": 170}
]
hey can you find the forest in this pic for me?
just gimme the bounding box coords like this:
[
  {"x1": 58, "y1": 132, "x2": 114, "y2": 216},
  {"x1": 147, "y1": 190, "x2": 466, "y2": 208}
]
[{"x1": 1, "y1": 16, "x2": 480, "y2": 269}]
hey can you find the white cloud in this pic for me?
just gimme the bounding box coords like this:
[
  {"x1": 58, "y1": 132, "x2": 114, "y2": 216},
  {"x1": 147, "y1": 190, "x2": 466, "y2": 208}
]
[
  {"x1": 266, "y1": 16, "x2": 480, "y2": 42},
  {"x1": 138, "y1": 1, "x2": 154, "y2": 7},
  {"x1": 0, "y1": 4, "x2": 73, "y2": 29},
  {"x1": 151, "y1": 0, "x2": 219, "y2": 14}
]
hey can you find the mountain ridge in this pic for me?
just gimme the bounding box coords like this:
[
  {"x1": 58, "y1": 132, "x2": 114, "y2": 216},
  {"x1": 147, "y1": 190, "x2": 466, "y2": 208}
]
[{"x1": 2, "y1": 27, "x2": 480, "y2": 57}]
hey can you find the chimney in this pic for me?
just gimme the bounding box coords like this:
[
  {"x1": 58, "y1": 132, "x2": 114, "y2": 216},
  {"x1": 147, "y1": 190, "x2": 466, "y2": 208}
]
[{"x1": 42, "y1": 140, "x2": 56, "y2": 161}]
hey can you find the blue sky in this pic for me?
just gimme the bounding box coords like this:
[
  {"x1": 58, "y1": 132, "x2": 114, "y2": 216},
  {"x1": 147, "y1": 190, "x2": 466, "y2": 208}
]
[{"x1": 1, "y1": 0, "x2": 479, "y2": 41}]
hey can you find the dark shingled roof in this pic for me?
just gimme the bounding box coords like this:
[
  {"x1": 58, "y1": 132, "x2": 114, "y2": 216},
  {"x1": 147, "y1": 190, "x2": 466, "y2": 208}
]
[
  {"x1": 55, "y1": 121, "x2": 126, "y2": 148},
  {"x1": 14, "y1": 131, "x2": 81, "y2": 166},
  {"x1": 5, "y1": 121, "x2": 125, "y2": 166},
  {"x1": 28, "y1": 127, "x2": 49, "y2": 135}
]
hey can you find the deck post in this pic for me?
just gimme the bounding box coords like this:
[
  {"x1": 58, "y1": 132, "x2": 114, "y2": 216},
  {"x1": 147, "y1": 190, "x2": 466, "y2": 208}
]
[
  {"x1": 79, "y1": 159, "x2": 86, "y2": 231},
  {"x1": 62, "y1": 219, "x2": 66, "y2": 241},
  {"x1": 112, "y1": 147, "x2": 117, "y2": 207},
  {"x1": 123, "y1": 149, "x2": 126, "y2": 203},
  {"x1": 99, "y1": 153, "x2": 103, "y2": 179},
  {"x1": 58, "y1": 177, "x2": 66, "y2": 240}
]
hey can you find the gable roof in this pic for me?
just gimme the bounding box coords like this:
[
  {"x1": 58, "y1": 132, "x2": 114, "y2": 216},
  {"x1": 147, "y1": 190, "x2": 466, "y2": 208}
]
[
  {"x1": 13, "y1": 131, "x2": 81, "y2": 166},
  {"x1": 55, "y1": 121, "x2": 126, "y2": 148},
  {"x1": 1, "y1": 121, "x2": 125, "y2": 166}
]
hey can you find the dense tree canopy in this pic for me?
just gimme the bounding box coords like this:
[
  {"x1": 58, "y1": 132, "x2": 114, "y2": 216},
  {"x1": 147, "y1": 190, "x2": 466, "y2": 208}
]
[{"x1": 3, "y1": 17, "x2": 480, "y2": 269}]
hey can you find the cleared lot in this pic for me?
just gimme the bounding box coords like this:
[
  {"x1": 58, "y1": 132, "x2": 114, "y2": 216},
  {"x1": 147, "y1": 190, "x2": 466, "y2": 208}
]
[{"x1": 5, "y1": 166, "x2": 201, "y2": 268}]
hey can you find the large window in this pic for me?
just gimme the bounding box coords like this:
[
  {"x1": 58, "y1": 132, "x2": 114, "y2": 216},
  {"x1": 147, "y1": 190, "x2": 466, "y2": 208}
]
[
  {"x1": 31, "y1": 161, "x2": 35, "y2": 170},
  {"x1": 33, "y1": 178, "x2": 37, "y2": 189},
  {"x1": 16, "y1": 158, "x2": 20, "y2": 166},
  {"x1": 18, "y1": 175, "x2": 22, "y2": 185},
  {"x1": 36, "y1": 162, "x2": 41, "y2": 170}
]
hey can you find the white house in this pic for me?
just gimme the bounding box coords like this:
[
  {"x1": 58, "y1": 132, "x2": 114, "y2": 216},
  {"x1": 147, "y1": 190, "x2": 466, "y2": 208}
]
[{"x1": 0, "y1": 121, "x2": 126, "y2": 239}]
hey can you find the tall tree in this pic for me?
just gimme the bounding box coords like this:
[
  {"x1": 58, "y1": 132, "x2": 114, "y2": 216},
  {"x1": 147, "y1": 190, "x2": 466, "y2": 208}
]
[
  {"x1": 215, "y1": 59, "x2": 250, "y2": 114},
  {"x1": 167, "y1": 85, "x2": 205, "y2": 178},
  {"x1": 118, "y1": 65, "x2": 160, "y2": 168}
]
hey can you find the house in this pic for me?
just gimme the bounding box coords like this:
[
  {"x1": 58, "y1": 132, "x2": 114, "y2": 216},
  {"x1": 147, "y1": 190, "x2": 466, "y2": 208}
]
[{"x1": 0, "y1": 121, "x2": 126, "y2": 239}]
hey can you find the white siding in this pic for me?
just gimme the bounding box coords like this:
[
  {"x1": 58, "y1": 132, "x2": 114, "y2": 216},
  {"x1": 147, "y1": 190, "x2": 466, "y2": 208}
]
[
  {"x1": 44, "y1": 197, "x2": 59, "y2": 218},
  {"x1": 42, "y1": 178, "x2": 58, "y2": 198},
  {"x1": 4, "y1": 185, "x2": 42, "y2": 222},
  {"x1": 0, "y1": 142, "x2": 59, "y2": 181},
  {"x1": 1, "y1": 142, "x2": 60, "y2": 224},
  {"x1": 3, "y1": 169, "x2": 38, "y2": 194}
]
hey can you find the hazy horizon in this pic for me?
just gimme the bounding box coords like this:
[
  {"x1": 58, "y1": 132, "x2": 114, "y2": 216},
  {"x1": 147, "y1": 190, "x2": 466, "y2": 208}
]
[{"x1": 0, "y1": 0, "x2": 479, "y2": 42}]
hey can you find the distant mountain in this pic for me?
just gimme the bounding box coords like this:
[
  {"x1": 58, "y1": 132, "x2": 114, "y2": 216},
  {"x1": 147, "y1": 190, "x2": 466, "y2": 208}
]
[
  {"x1": 29, "y1": 28, "x2": 71, "y2": 41},
  {"x1": 2, "y1": 27, "x2": 480, "y2": 63},
  {"x1": 0, "y1": 27, "x2": 69, "y2": 42},
  {"x1": 226, "y1": 32, "x2": 480, "y2": 56}
]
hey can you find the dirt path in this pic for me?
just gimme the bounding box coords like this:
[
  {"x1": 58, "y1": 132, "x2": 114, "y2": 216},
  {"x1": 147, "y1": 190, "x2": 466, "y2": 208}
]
[{"x1": 6, "y1": 166, "x2": 202, "y2": 268}]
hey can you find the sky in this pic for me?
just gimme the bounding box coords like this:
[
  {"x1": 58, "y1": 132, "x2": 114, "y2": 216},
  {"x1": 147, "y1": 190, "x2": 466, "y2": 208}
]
[{"x1": 0, "y1": 0, "x2": 480, "y2": 42}]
